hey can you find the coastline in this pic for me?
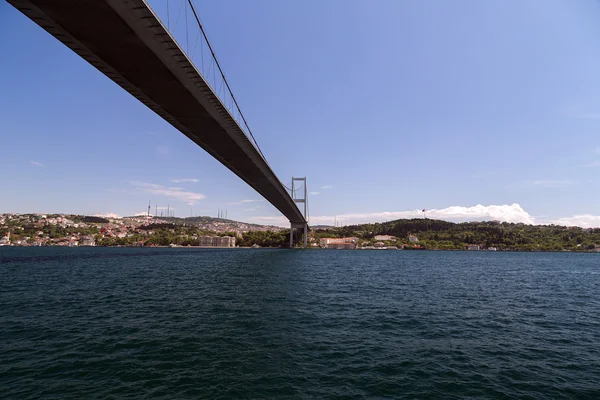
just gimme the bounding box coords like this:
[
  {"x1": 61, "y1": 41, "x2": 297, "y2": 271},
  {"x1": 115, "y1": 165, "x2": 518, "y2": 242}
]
[{"x1": 1, "y1": 245, "x2": 599, "y2": 253}]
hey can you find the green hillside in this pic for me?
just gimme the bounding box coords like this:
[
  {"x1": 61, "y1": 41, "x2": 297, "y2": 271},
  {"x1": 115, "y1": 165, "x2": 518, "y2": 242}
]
[{"x1": 313, "y1": 219, "x2": 600, "y2": 251}]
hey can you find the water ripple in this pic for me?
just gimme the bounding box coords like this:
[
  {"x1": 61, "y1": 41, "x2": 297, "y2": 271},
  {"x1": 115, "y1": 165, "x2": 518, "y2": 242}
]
[{"x1": 1, "y1": 248, "x2": 600, "y2": 399}]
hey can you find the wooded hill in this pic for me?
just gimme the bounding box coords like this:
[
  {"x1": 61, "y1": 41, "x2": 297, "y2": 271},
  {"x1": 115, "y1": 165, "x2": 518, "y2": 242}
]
[{"x1": 314, "y1": 219, "x2": 600, "y2": 251}]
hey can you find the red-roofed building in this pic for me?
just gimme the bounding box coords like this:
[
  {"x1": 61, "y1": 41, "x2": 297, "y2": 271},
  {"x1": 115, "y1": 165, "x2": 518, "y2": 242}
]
[{"x1": 320, "y1": 237, "x2": 359, "y2": 249}]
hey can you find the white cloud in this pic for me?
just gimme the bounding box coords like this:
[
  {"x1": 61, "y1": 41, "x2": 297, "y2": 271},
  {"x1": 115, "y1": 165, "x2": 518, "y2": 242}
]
[
  {"x1": 321, "y1": 185, "x2": 333, "y2": 189},
  {"x1": 247, "y1": 203, "x2": 536, "y2": 227},
  {"x1": 551, "y1": 214, "x2": 600, "y2": 228},
  {"x1": 30, "y1": 161, "x2": 44, "y2": 167},
  {"x1": 596, "y1": 147, "x2": 600, "y2": 154},
  {"x1": 531, "y1": 180, "x2": 575, "y2": 188},
  {"x1": 94, "y1": 213, "x2": 121, "y2": 219},
  {"x1": 316, "y1": 204, "x2": 536, "y2": 226},
  {"x1": 131, "y1": 181, "x2": 205, "y2": 205},
  {"x1": 171, "y1": 178, "x2": 199, "y2": 183},
  {"x1": 230, "y1": 199, "x2": 264, "y2": 205},
  {"x1": 310, "y1": 191, "x2": 320, "y2": 195},
  {"x1": 245, "y1": 204, "x2": 600, "y2": 229}
]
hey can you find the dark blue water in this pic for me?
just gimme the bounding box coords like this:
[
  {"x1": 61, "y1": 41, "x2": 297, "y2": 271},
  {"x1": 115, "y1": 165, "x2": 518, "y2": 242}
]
[{"x1": 1, "y1": 248, "x2": 600, "y2": 399}]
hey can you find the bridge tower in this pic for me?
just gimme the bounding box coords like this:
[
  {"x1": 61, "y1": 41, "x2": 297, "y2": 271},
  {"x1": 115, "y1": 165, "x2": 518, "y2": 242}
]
[{"x1": 290, "y1": 177, "x2": 308, "y2": 248}]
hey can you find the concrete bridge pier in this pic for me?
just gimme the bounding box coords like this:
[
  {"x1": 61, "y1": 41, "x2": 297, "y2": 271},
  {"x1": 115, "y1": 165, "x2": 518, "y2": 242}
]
[
  {"x1": 289, "y1": 177, "x2": 308, "y2": 248},
  {"x1": 289, "y1": 222, "x2": 308, "y2": 248}
]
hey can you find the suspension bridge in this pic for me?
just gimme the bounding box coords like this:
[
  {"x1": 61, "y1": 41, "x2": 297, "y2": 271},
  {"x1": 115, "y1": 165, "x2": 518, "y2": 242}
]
[{"x1": 7, "y1": 0, "x2": 309, "y2": 246}]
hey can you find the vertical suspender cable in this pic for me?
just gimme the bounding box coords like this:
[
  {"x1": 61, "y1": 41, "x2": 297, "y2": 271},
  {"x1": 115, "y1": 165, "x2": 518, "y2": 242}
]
[
  {"x1": 186, "y1": 0, "x2": 267, "y2": 162},
  {"x1": 183, "y1": 1, "x2": 302, "y2": 219},
  {"x1": 174, "y1": 0, "x2": 182, "y2": 32}
]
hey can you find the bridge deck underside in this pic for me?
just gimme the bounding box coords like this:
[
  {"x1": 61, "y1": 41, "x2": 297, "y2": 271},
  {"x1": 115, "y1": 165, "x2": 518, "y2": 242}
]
[{"x1": 9, "y1": 0, "x2": 306, "y2": 225}]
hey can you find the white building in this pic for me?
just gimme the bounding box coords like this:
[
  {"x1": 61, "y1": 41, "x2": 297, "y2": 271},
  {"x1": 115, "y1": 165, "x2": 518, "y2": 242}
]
[
  {"x1": 374, "y1": 235, "x2": 396, "y2": 241},
  {"x1": 0, "y1": 233, "x2": 10, "y2": 245},
  {"x1": 319, "y1": 237, "x2": 359, "y2": 249}
]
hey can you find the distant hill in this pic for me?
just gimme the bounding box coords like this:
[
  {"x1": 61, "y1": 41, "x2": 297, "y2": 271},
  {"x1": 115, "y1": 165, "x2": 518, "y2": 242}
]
[
  {"x1": 314, "y1": 218, "x2": 600, "y2": 251},
  {"x1": 312, "y1": 225, "x2": 334, "y2": 230},
  {"x1": 74, "y1": 215, "x2": 110, "y2": 224},
  {"x1": 182, "y1": 216, "x2": 231, "y2": 224},
  {"x1": 139, "y1": 216, "x2": 223, "y2": 225},
  {"x1": 123, "y1": 215, "x2": 283, "y2": 230}
]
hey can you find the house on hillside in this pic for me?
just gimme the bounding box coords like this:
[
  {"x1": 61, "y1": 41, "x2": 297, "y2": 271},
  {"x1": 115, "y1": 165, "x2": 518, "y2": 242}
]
[
  {"x1": 374, "y1": 235, "x2": 396, "y2": 241},
  {"x1": 80, "y1": 236, "x2": 96, "y2": 246},
  {"x1": 0, "y1": 233, "x2": 11, "y2": 246}
]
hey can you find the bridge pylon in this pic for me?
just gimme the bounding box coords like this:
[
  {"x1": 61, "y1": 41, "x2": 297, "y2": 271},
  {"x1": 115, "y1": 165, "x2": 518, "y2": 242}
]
[{"x1": 290, "y1": 177, "x2": 308, "y2": 248}]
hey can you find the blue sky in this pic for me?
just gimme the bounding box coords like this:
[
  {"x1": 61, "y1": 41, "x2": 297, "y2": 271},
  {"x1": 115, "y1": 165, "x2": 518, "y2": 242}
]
[{"x1": 2, "y1": 0, "x2": 600, "y2": 227}]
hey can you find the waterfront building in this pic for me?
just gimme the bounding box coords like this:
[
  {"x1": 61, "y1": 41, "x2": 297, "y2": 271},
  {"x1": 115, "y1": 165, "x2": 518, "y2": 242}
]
[
  {"x1": 198, "y1": 236, "x2": 236, "y2": 247},
  {"x1": 80, "y1": 236, "x2": 96, "y2": 246},
  {"x1": 319, "y1": 237, "x2": 359, "y2": 249},
  {"x1": 0, "y1": 232, "x2": 10, "y2": 245}
]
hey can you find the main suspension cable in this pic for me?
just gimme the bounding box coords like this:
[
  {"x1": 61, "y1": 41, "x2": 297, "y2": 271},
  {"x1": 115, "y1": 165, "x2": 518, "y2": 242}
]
[{"x1": 186, "y1": 0, "x2": 267, "y2": 162}]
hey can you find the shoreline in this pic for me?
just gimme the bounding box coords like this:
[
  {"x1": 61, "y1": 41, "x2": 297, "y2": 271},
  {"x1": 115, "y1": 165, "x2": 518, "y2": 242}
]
[{"x1": 1, "y1": 245, "x2": 599, "y2": 253}]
